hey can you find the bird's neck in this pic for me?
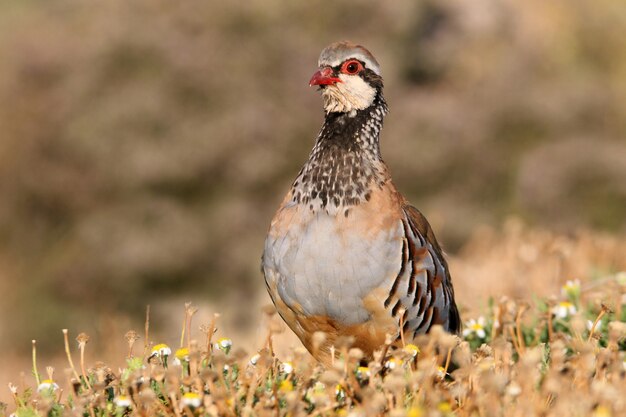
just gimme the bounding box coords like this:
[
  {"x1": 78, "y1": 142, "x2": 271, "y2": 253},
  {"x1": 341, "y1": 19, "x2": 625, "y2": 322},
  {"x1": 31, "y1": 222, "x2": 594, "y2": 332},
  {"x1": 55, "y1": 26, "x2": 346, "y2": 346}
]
[{"x1": 290, "y1": 94, "x2": 389, "y2": 212}]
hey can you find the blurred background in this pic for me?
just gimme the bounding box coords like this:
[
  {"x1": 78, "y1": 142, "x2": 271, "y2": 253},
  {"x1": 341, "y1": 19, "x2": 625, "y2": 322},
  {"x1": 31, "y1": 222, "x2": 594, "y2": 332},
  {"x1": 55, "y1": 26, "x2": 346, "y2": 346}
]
[{"x1": 1, "y1": 0, "x2": 626, "y2": 394}]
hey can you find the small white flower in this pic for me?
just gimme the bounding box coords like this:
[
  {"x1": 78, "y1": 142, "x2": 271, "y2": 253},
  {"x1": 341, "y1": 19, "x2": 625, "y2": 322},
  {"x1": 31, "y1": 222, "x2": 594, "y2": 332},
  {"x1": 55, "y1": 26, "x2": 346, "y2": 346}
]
[
  {"x1": 114, "y1": 395, "x2": 132, "y2": 408},
  {"x1": 506, "y1": 382, "x2": 522, "y2": 397},
  {"x1": 561, "y1": 279, "x2": 581, "y2": 299},
  {"x1": 356, "y1": 366, "x2": 370, "y2": 380},
  {"x1": 335, "y1": 384, "x2": 346, "y2": 400},
  {"x1": 181, "y1": 392, "x2": 202, "y2": 408},
  {"x1": 312, "y1": 381, "x2": 326, "y2": 393},
  {"x1": 587, "y1": 319, "x2": 602, "y2": 333},
  {"x1": 280, "y1": 361, "x2": 294, "y2": 374},
  {"x1": 214, "y1": 337, "x2": 232, "y2": 354},
  {"x1": 403, "y1": 344, "x2": 420, "y2": 358},
  {"x1": 279, "y1": 380, "x2": 294, "y2": 392},
  {"x1": 593, "y1": 405, "x2": 612, "y2": 417},
  {"x1": 305, "y1": 381, "x2": 326, "y2": 403},
  {"x1": 384, "y1": 357, "x2": 403, "y2": 370},
  {"x1": 37, "y1": 379, "x2": 59, "y2": 393},
  {"x1": 151, "y1": 343, "x2": 172, "y2": 358},
  {"x1": 175, "y1": 347, "x2": 189, "y2": 360},
  {"x1": 462, "y1": 317, "x2": 487, "y2": 339},
  {"x1": 436, "y1": 366, "x2": 447, "y2": 379},
  {"x1": 173, "y1": 347, "x2": 190, "y2": 365},
  {"x1": 552, "y1": 301, "x2": 577, "y2": 319},
  {"x1": 249, "y1": 353, "x2": 261, "y2": 366}
]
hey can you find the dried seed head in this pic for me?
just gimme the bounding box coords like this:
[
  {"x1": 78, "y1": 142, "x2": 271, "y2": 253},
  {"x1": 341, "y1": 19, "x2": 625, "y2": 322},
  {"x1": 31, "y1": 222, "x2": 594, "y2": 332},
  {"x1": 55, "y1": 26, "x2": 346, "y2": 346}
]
[
  {"x1": 76, "y1": 333, "x2": 90, "y2": 347},
  {"x1": 608, "y1": 321, "x2": 626, "y2": 344},
  {"x1": 440, "y1": 333, "x2": 460, "y2": 350},
  {"x1": 520, "y1": 346, "x2": 544, "y2": 368},
  {"x1": 185, "y1": 304, "x2": 198, "y2": 316},
  {"x1": 319, "y1": 369, "x2": 341, "y2": 385},
  {"x1": 367, "y1": 392, "x2": 388, "y2": 413},
  {"x1": 152, "y1": 368, "x2": 166, "y2": 382},
  {"x1": 46, "y1": 366, "x2": 54, "y2": 380},
  {"x1": 231, "y1": 347, "x2": 248, "y2": 361},
  {"x1": 382, "y1": 374, "x2": 405, "y2": 391},
  {"x1": 454, "y1": 341, "x2": 472, "y2": 367},
  {"x1": 348, "y1": 348, "x2": 364, "y2": 361},
  {"x1": 335, "y1": 335, "x2": 355, "y2": 350},
  {"x1": 475, "y1": 344, "x2": 494, "y2": 359},
  {"x1": 138, "y1": 388, "x2": 157, "y2": 406},
  {"x1": 125, "y1": 330, "x2": 139, "y2": 343},
  {"x1": 429, "y1": 325, "x2": 445, "y2": 341},
  {"x1": 481, "y1": 372, "x2": 507, "y2": 393},
  {"x1": 346, "y1": 406, "x2": 366, "y2": 417}
]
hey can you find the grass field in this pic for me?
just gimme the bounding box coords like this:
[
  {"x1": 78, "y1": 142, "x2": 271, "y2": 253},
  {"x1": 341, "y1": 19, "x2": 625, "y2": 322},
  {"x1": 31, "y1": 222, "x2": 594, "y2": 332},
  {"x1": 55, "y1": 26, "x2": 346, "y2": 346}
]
[{"x1": 2, "y1": 223, "x2": 625, "y2": 417}]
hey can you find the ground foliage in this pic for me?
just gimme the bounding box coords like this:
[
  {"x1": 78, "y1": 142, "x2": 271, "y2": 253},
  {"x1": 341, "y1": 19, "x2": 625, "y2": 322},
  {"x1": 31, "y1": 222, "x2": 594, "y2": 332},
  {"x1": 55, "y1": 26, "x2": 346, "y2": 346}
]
[
  {"x1": 1, "y1": 0, "x2": 626, "y2": 347},
  {"x1": 3, "y1": 275, "x2": 626, "y2": 417}
]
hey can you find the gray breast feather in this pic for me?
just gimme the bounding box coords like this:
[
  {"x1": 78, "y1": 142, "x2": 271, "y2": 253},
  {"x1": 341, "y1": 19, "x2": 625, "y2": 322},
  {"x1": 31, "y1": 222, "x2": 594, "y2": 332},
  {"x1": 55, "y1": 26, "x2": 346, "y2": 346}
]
[{"x1": 263, "y1": 212, "x2": 404, "y2": 325}]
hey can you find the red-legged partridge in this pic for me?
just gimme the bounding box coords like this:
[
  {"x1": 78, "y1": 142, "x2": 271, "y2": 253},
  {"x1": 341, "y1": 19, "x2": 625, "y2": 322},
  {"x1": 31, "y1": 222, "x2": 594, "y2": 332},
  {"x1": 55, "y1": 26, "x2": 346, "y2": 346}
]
[{"x1": 262, "y1": 41, "x2": 460, "y2": 365}]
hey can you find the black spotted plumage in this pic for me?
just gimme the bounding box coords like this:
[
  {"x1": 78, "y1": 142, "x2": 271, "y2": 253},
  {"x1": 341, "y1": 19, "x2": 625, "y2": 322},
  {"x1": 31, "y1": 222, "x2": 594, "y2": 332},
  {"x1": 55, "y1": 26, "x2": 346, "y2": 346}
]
[{"x1": 291, "y1": 93, "x2": 388, "y2": 211}]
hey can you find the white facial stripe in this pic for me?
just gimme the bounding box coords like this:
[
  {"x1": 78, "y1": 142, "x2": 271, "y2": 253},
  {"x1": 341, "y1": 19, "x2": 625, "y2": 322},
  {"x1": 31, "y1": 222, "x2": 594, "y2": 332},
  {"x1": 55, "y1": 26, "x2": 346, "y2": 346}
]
[
  {"x1": 321, "y1": 74, "x2": 377, "y2": 114},
  {"x1": 319, "y1": 52, "x2": 381, "y2": 75}
]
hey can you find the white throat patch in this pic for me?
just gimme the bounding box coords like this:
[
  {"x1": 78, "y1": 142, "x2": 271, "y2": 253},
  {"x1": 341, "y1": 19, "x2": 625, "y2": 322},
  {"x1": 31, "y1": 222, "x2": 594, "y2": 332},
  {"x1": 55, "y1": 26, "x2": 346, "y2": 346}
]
[{"x1": 321, "y1": 74, "x2": 377, "y2": 115}]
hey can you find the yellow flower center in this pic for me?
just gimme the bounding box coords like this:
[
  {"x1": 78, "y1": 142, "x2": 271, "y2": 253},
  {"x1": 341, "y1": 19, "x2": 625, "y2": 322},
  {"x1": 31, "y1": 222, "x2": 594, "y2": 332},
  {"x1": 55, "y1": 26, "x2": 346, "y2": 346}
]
[
  {"x1": 438, "y1": 402, "x2": 452, "y2": 412},
  {"x1": 407, "y1": 407, "x2": 424, "y2": 417},
  {"x1": 175, "y1": 347, "x2": 190, "y2": 360},
  {"x1": 279, "y1": 380, "x2": 294, "y2": 392}
]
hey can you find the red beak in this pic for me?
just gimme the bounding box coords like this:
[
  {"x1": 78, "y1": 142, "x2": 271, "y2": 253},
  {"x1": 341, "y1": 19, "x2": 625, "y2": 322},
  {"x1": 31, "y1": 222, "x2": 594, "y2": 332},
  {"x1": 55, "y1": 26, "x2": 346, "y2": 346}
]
[{"x1": 309, "y1": 67, "x2": 342, "y2": 86}]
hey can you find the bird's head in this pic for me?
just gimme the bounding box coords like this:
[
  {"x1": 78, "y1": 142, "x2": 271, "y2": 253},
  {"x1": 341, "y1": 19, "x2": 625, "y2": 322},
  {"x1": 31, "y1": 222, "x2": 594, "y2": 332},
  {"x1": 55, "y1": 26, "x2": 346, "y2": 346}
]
[{"x1": 309, "y1": 41, "x2": 383, "y2": 115}]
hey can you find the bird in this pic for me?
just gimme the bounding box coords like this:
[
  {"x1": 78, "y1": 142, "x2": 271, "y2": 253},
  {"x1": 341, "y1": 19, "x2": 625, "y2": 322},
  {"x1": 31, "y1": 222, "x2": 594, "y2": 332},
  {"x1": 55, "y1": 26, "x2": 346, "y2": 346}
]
[{"x1": 262, "y1": 41, "x2": 460, "y2": 365}]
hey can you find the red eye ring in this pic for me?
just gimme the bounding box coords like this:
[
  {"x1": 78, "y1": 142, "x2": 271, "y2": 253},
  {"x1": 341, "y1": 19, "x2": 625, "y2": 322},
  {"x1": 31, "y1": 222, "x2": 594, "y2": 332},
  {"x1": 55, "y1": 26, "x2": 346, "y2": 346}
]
[{"x1": 341, "y1": 60, "x2": 363, "y2": 75}]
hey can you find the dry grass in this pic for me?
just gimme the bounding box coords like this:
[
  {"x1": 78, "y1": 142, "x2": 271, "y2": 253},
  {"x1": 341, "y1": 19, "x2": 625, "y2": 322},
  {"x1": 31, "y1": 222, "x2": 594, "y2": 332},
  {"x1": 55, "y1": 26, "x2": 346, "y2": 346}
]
[
  {"x1": 450, "y1": 218, "x2": 626, "y2": 312},
  {"x1": 1, "y1": 0, "x2": 626, "y2": 350},
  {"x1": 4, "y1": 260, "x2": 626, "y2": 417}
]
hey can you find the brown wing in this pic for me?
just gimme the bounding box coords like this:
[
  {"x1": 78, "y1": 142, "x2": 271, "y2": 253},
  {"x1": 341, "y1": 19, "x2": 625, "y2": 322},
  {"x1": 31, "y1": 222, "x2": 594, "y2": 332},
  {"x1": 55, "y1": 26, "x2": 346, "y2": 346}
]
[{"x1": 383, "y1": 204, "x2": 460, "y2": 340}]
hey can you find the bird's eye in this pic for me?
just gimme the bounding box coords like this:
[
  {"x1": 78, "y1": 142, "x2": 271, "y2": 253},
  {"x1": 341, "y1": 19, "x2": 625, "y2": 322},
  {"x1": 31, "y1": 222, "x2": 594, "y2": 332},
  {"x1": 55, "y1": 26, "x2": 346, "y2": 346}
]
[{"x1": 342, "y1": 60, "x2": 363, "y2": 75}]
